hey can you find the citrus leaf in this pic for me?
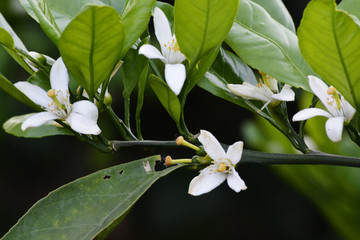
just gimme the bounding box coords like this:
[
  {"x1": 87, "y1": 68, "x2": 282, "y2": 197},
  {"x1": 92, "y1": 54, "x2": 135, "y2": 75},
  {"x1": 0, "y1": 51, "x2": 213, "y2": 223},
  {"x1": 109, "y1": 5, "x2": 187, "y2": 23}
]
[
  {"x1": 149, "y1": 74, "x2": 181, "y2": 125},
  {"x1": 298, "y1": 0, "x2": 360, "y2": 110},
  {"x1": 1, "y1": 156, "x2": 183, "y2": 239},
  {"x1": 59, "y1": 5, "x2": 124, "y2": 99},
  {"x1": 3, "y1": 113, "x2": 73, "y2": 138},
  {"x1": 174, "y1": 0, "x2": 239, "y2": 66},
  {"x1": 226, "y1": 0, "x2": 314, "y2": 91}
]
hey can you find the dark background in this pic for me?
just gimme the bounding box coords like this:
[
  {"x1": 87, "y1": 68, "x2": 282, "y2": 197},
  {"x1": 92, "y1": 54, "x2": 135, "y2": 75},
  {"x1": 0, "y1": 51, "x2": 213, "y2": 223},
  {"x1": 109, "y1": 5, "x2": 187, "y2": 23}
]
[{"x1": 0, "y1": 0, "x2": 345, "y2": 239}]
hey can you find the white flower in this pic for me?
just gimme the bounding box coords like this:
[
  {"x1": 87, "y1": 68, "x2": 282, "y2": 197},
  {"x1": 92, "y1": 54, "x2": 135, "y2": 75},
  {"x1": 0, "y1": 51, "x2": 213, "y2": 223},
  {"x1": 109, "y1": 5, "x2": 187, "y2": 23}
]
[
  {"x1": 228, "y1": 75, "x2": 295, "y2": 110},
  {"x1": 14, "y1": 57, "x2": 101, "y2": 135},
  {"x1": 138, "y1": 7, "x2": 186, "y2": 95},
  {"x1": 188, "y1": 130, "x2": 247, "y2": 196},
  {"x1": 292, "y1": 75, "x2": 355, "y2": 142}
]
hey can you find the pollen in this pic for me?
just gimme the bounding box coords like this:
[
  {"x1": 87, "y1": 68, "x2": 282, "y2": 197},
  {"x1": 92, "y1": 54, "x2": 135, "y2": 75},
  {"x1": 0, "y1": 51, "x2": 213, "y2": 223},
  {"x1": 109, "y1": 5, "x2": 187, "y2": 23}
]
[
  {"x1": 47, "y1": 89, "x2": 55, "y2": 98},
  {"x1": 218, "y1": 162, "x2": 227, "y2": 172},
  {"x1": 327, "y1": 86, "x2": 336, "y2": 95}
]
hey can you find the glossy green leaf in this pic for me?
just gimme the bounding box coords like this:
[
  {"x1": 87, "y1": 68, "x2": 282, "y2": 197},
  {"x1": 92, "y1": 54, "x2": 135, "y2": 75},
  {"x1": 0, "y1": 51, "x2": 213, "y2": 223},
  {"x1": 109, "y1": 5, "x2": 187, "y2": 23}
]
[
  {"x1": 226, "y1": 0, "x2": 314, "y2": 92},
  {"x1": 3, "y1": 113, "x2": 73, "y2": 138},
  {"x1": 0, "y1": 14, "x2": 34, "y2": 74},
  {"x1": 20, "y1": 0, "x2": 62, "y2": 46},
  {"x1": 18, "y1": 0, "x2": 104, "y2": 31},
  {"x1": 2, "y1": 156, "x2": 183, "y2": 239},
  {"x1": 251, "y1": 0, "x2": 295, "y2": 32},
  {"x1": 149, "y1": 74, "x2": 181, "y2": 124},
  {"x1": 338, "y1": 0, "x2": 360, "y2": 20},
  {"x1": 120, "y1": 0, "x2": 156, "y2": 56},
  {"x1": 27, "y1": 70, "x2": 51, "y2": 90},
  {"x1": 298, "y1": 0, "x2": 360, "y2": 110},
  {"x1": 59, "y1": 5, "x2": 124, "y2": 99},
  {"x1": 0, "y1": 74, "x2": 41, "y2": 111},
  {"x1": 211, "y1": 48, "x2": 257, "y2": 85},
  {"x1": 174, "y1": 0, "x2": 239, "y2": 65},
  {"x1": 198, "y1": 70, "x2": 250, "y2": 111}
]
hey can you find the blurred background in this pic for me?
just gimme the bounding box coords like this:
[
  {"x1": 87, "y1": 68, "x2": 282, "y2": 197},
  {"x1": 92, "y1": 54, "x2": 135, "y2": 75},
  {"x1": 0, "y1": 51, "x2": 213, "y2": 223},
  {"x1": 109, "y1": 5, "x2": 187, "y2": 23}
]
[{"x1": 1, "y1": 0, "x2": 360, "y2": 239}]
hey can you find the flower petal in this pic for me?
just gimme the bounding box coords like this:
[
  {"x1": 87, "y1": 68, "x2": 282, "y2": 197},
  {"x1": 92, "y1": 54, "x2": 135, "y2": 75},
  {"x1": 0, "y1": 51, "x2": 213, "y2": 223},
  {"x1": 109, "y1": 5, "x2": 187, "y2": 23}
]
[
  {"x1": 14, "y1": 81, "x2": 52, "y2": 108},
  {"x1": 138, "y1": 44, "x2": 166, "y2": 61},
  {"x1": 308, "y1": 75, "x2": 338, "y2": 116},
  {"x1": 325, "y1": 116, "x2": 344, "y2": 142},
  {"x1": 21, "y1": 112, "x2": 59, "y2": 131},
  {"x1": 198, "y1": 130, "x2": 226, "y2": 161},
  {"x1": 272, "y1": 84, "x2": 295, "y2": 102},
  {"x1": 164, "y1": 63, "x2": 186, "y2": 95},
  {"x1": 66, "y1": 100, "x2": 101, "y2": 135},
  {"x1": 188, "y1": 165, "x2": 227, "y2": 196},
  {"x1": 227, "y1": 168, "x2": 247, "y2": 192},
  {"x1": 228, "y1": 83, "x2": 271, "y2": 102},
  {"x1": 50, "y1": 57, "x2": 69, "y2": 93},
  {"x1": 341, "y1": 97, "x2": 356, "y2": 122},
  {"x1": 226, "y1": 141, "x2": 243, "y2": 165},
  {"x1": 292, "y1": 108, "x2": 332, "y2": 121},
  {"x1": 153, "y1": 7, "x2": 172, "y2": 50}
]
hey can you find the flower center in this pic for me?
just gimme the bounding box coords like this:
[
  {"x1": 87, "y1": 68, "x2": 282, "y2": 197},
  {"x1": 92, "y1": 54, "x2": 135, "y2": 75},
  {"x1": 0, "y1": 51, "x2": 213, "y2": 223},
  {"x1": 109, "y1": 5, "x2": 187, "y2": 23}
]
[
  {"x1": 164, "y1": 38, "x2": 180, "y2": 53},
  {"x1": 217, "y1": 162, "x2": 231, "y2": 173},
  {"x1": 326, "y1": 86, "x2": 342, "y2": 109},
  {"x1": 47, "y1": 89, "x2": 65, "y2": 110}
]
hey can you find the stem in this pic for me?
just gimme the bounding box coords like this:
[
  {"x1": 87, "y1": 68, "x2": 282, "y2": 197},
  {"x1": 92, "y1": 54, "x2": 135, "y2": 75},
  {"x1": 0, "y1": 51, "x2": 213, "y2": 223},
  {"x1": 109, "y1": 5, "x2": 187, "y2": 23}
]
[
  {"x1": 149, "y1": 60, "x2": 164, "y2": 80},
  {"x1": 345, "y1": 124, "x2": 360, "y2": 147},
  {"x1": 124, "y1": 97, "x2": 131, "y2": 127},
  {"x1": 241, "y1": 149, "x2": 360, "y2": 168},
  {"x1": 105, "y1": 106, "x2": 138, "y2": 141},
  {"x1": 97, "y1": 78, "x2": 110, "y2": 111},
  {"x1": 112, "y1": 140, "x2": 177, "y2": 151}
]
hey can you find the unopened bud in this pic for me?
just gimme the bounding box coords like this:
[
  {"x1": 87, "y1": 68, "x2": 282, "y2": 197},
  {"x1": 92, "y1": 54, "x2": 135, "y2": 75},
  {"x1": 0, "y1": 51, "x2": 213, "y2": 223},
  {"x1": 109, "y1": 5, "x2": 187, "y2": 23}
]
[{"x1": 165, "y1": 156, "x2": 173, "y2": 166}]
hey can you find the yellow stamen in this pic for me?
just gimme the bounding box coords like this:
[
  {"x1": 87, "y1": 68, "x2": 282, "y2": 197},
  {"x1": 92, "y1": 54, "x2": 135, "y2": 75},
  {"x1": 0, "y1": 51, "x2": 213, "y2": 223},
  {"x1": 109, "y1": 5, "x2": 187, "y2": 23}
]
[
  {"x1": 218, "y1": 162, "x2": 227, "y2": 172},
  {"x1": 327, "y1": 86, "x2": 342, "y2": 109},
  {"x1": 47, "y1": 89, "x2": 64, "y2": 110}
]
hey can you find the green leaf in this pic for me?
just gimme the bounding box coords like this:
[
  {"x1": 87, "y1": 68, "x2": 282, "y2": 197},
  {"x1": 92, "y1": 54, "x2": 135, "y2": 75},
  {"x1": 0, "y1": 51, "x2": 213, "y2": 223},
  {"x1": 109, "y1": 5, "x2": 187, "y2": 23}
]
[
  {"x1": 226, "y1": 0, "x2": 314, "y2": 92},
  {"x1": 174, "y1": 0, "x2": 239, "y2": 65},
  {"x1": 121, "y1": 0, "x2": 156, "y2": 56},
  {"x1": 298, "y1": 0, "x2": 360, "y2": 110},
  {"x1": 18, "y1": 0, "x2": 104, "y2": 31},
  {"x1": 20, "y1": 0, "x2": 62, "y2": 46},
  {"x1": 27, "y1": 70, "x2": 51, "y2": 90},
  {"x1": 0, "y1": 74, "x2": 41, "y2": 111},
  {"x1": 198, "y1": 70, "x2": 250, "y2": 111},
  {"x1": 338, "y1": 0, "x2": 360, "y2": 20},
  {"x1": 211, "y1": 48, "x2": 257, "y2": 85},
  {"x1": 149, "y1": 74, "x2": 181, "y2": 124},
  {"x1": 251, "y1": 0, "x2": 295, "y2": 32},
  {"x1": 3, "y1": 113, "x2": 73, "y2": 138},
  {"x1": 1, "y1": 156, "x2": 183, "y2": 239},
  {"x1": 0, "y1": 14, "x2": 34, "y2": 74},
  {"x1": 59, "y1": 5, "x2": 124, "y2": 99}
]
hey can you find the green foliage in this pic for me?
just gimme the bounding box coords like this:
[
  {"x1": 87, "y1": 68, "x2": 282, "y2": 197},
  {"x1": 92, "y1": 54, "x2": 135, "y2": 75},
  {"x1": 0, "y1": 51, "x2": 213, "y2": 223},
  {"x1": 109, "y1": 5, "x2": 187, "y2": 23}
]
[
  {"x1": 226, "y1": 0, "x2": 314, "y2": 92},
  {"x1": 338, "y1": 0, "x2": 360, "y2": 20},
  {"x1": 0, "y1": 14, "x2": 34, "y2": 74},
  {"x1": 1, "y1": 156, "x2": 183, "y2": 239},
  {"x1": 18, "y1": 0, "x2": 104, "y2": 31},
  {"x1": 3, "y1": 113, "x2": 73, "y2": 138},
  {"x1": 298, "y1": 0, "x2": 360, "y2": 111},
  {"x1": 120, "y1": 0, "x2": 156, "y2": 56},
  {"x1": 251, "y1": 0, "x2": 295, "y2": 32},
  {"x1": 149, "y1": 74, "x2": 181, "y2": 126},
  {"x1": 174, "y1": 0, "x2": 239, "y2": 66},
  {"x1": 0, "y1": 74, "x2": 41, "y2": 111},
  {"x1": 59, "y1": 5, "x2": 124, "y2": 99},
  {"x1": 19, "y1": 0, "x2": 62, "y2": 46}
]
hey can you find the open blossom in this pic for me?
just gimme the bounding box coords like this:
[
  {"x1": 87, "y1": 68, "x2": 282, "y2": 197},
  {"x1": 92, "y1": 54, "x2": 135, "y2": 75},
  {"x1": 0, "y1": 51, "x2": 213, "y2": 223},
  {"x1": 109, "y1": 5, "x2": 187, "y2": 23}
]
[
  {"x1": 228, "y1": 74, "x2": 295, "y2": 110},
  {"x1": 14, "y1": 57, "x2": 101, "y2": 135},
  {"x1": 138, "y1": 7, "x2": 186, "y2": 95},
  {"x1": 188, "y1": 130, "x2": 247, "y2": 196},
  {"x1": 293, "y1": 75, "x2": 355, "y2": 142}
]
